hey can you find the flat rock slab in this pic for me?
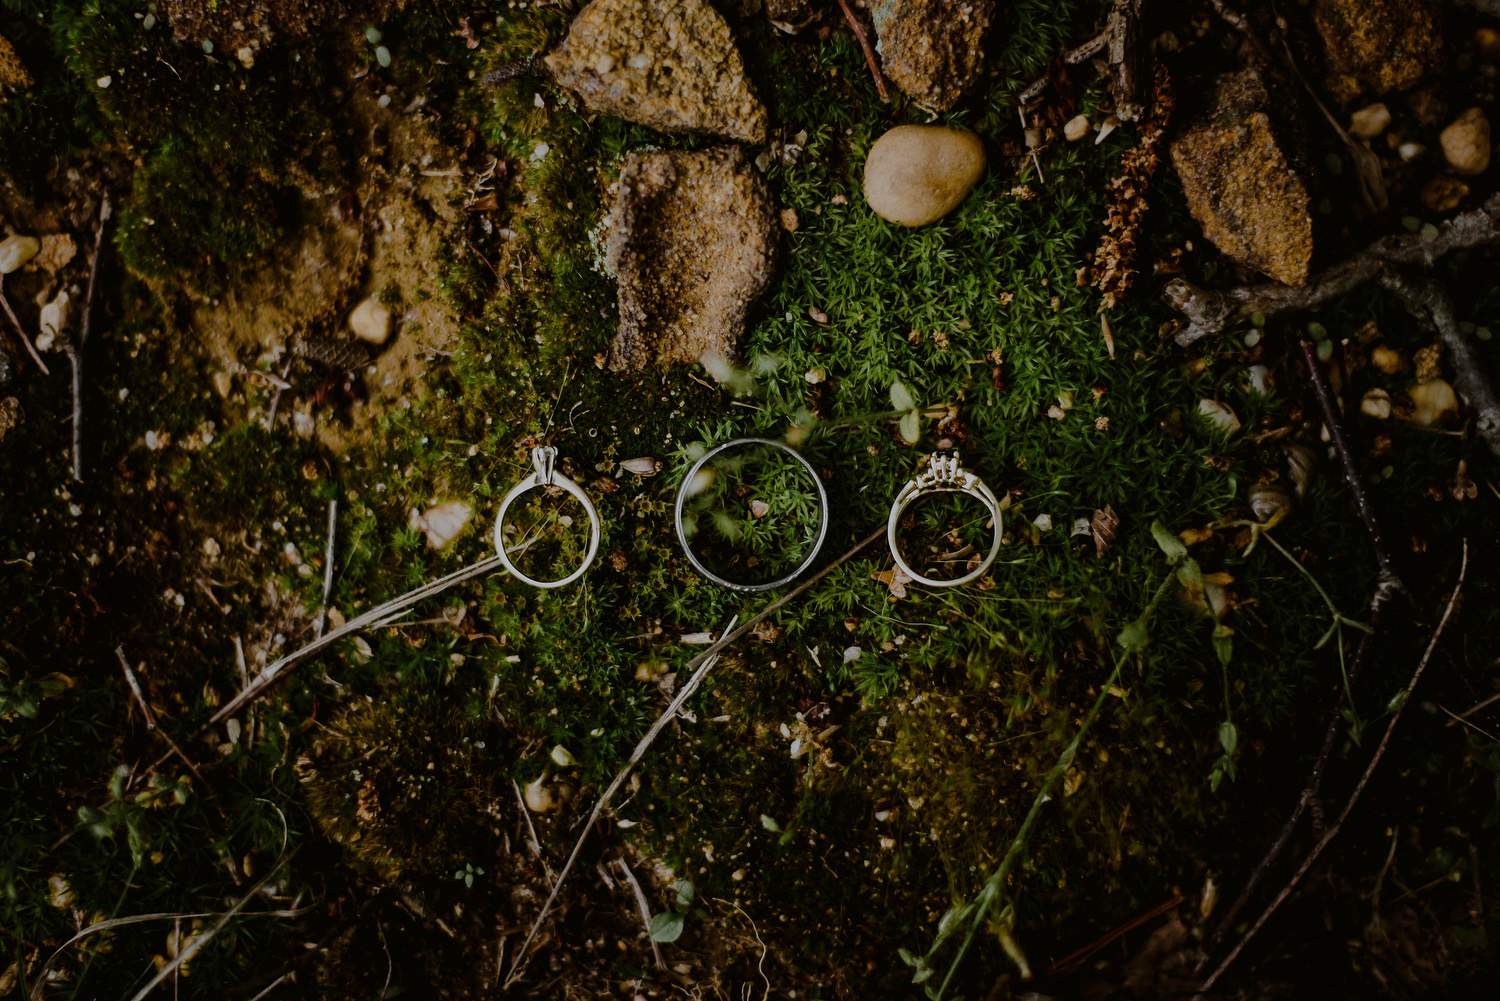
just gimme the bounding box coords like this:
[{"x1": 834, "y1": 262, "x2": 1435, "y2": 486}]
[
  {"x1": 606, "y1": 146, "x2": 777, "y2": 372},
  {"x1": 1312, "y1": 0, "x2": 1445, "y2": 105},
  {"x1": 1170, "y1": 68, "x2": 1313, "y2": 287},
  {"x1": 871, "y1": 0, "x2": 994, "y2": 112},
  {"x1": 546, "y1": 0, "x2": 767, "y2": 143}
]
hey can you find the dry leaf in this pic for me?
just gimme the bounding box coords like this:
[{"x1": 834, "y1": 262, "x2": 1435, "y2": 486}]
[
  {"x1": 1090, "y1": 504, "x2": 1120, "y2": 557},
  {"x1": 1450, "y1": 460, "x2": 1478, "y2": 500}
]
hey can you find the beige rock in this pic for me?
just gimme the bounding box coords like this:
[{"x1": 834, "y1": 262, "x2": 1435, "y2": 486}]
[
  {"x1": 1360, "y1": 388, "x2": 1392, "y2": 418},
  {"x1": 1198, "y1": 398, "x2": 1241, "y2": 435},
  {"x1": 0, "y1": 235, "x2": 39, "y2": 275},
  {"x1": 348, "y1": 296, "x2": 391, "y2": 344},
  {"x1": 35, "y1": 290, "x2": 69, "y2": 352},
  {"x1": 871, "y1": 0, "x2": 994, "y2": 112},
  {"x1": 524, "y1": 777, "x2": 560, "y2": 813},
  {"x1": 236, "y1": 46, "x2": 254, "y2": 69},
  {"x1": 1407, "y1": 379, "x2": 1457, "y2": 427},
  {"x1": 1370, "y1": 345, "x2": 1406, "y2": 374},
  {"x1": 1421, "y1": 175, "x2": 1469, "y2": 212},
  {"x1": 409, "y1": 501, "x2": 472, "y2": 550},
  {"x1": 1064, "y1": 114, "x2": 1090, "y2": 141},
  {"x1": 30, "y1": 234, "x2": 76, "y2": 275},
  {"x1": 544, "y1": 0, "x2": 767, "y2": 143},
  {"x1": 1347, "y1": 103, "x2": 1390, "y2": 139},
  {"x1": 1440, "y1": 108, "x2": 1491, "y2": 177},
  {"x1": 863, "y1": 125, "x2": 986, "y2": 227},
  {"x1": 212, "y1": 371, "x2": 233, "y2": 397},
  {"x1": 605, "y1": 146, "x2": 777, "y2": 371}
]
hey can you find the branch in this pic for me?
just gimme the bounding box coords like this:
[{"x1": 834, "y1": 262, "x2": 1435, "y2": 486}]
[
  {"x1": 0, "y1": 272, "x2": 49, "y2": 375},
  {"x1": 1379, "y1": 271, "x2": 1500, "y2": 460},
  {"x1": 1019, "y1": 32, "x2": 1109, "y2": 103},
  {"x1": 834, "y1": 0, "x2": 889, "y2": 103},
  {"x1": 1198, "y1": 541, "x2": 1468, "y2": 994},
  {"x1": 68, "y1": 193, "x2": 112, "y2": 482},
  {"x1": 1164, "y1": 194, "x2": 1500, "y2": 345}
]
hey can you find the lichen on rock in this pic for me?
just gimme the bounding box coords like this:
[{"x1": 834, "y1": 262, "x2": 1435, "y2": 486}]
[
  {"x1": 0, "y1": 34, "x2": 33, "y2": 97},
  {"x1": 870, "y1": 0, "x2": 994, "y2": 112},
  {"x1": 545, "y1": 0, "x2": 768, "y2": 143},
  {"x1": 1169, "y1": 68, "x2": 1312, "y2": 287},
  {"x1": 1312, "y1": 0, "x2": 1445, "y2": 105},
  {"x1": 605, "y1": 145, "x2": 777, "y2": 372}
]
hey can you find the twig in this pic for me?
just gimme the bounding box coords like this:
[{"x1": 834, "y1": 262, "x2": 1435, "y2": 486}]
[
  {"x1": 0, "y1": 272, "x2": 49, "y2": 374},
  {"x1": 244, "y1": 974, "x2": 291, "y2": 1001},
  {"x1": 1107, "y1": 0, "x2": 1145, "y2": 121},
  {"x1": 504, "y1": 620, "x2": 737, "y2": 985},
  {"x1": 1041, "y1": 894, "x2": 1186, "y2": 978},
  {"x1": 1380, "y1": 271, "x2": 1500, "y2": 460},
  {"x1": 69, "y1": 193, "x2": 112, "y2": 482},
  {"x1": 479, "y1": 54, "x2": 546, "y2": 87},
  {"x1": 613, "y1": 858, "x2": 665, "y2": 971},
  {"x1": 264, "y1": 359, "x2": 293, "y2": 430},
  {"x1": 833, "y1": 0, "x2": 889, "y2": 103},
  {"x1": 1166, "y1": 194, "x2": 1500, "y2": 345},
  {"x1": 1450, "y1": 690, "x2": 1500, "y2": 722},
  {"x1": 115, "y1": 646, "x2": 215, "y2": 797},
  {"x1": 717, "y1": 897, "x2": 772, "y2": 1001},
  {"x1": 506, "y1": 525, "x2": 887, "y2": 985},
  {"x1": 1019, "y1": 31, "x2": 1109, "y2": 103},
  {"x1": 510, "y1": 777, "x2": 555, "y2": 888},
  {"x1": 1298, "y1": 339, "x2": 1406, "y2": 591},
  {"x1": 1439, "y1": 703, "x2": 1500, "y2": 743},
  {"x1": 313, "y1": 499, "x2": 338, "y2": 640},
  {"x1": 1369, "y1": 826, "x2": 1399, "y2": 915},
  {"x1": 1196, "y1": 575, "x2": 1396, "y2": 968},
  {"x1": 1198, "y1": 541, "x2": 1468, "y2": 994}
]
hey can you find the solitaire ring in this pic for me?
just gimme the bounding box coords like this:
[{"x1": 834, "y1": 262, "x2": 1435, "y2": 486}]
[
  {"x1": 887, "y1": 450, "x2": 1003, "y2": 588},
  {"x1": 494, "y1": 446, "x2": 601, "y2": 589},
  {"x1": 674, "y1": 438, "x2": 830, "y2": 593}
]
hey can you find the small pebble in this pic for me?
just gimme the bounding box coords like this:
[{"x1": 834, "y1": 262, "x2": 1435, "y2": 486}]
[
  {"x1": 36, "y1": 289, "x2": 69, "y2": 351},
  {"x1": 349, "y1": 296, "x2": 391, "y2": 344},
  {"x1": 1347, "y1": 103, "x2": 1390, "y2": 140},
  {"x1": 1360, "y1": 389, "x2": 1391, "y2": 419},
  {"x1": 863, "y1": 125, "x2": 986, "y2": 227},
  {"x1": 96, "y1": 75, "x2": 111, "y2": 89},
  {"x1": 1243, "y1": 330, "x2": 1261, "y2": 347},
  {"x1": 1408, "y1": 379, "x2": 1457, "y2": 427},
  {"x1": 1063, "y1": 114, "x2": 1090, "y2": 141},
  {"x1": 1, "y1": 234, "x2": 42, "y2": 273},
  {"x1": 1370, "y1": 345, "x2": 1406, "y2": 374},
  {"x1": 1475, "y1": 27, "x2": 1500, "y2": 60},
  {"x1": 1440, "y1": 107, "x2": 1491, "y2": 177},
  {"x1": 236, "y1": 46, "x2": 254, "y2": 69},
  {"x1": 1421, "y1": 175, "x2": 1469, "y2": 212},
  {"x1": 1398, "y1": 142, "x2": 1426, "y2": 162},
  {"x1": 375, "y1": 45, "x2": 391, "y2": 68}
]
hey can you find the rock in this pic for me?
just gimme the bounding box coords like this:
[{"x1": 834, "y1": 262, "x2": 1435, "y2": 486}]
[
  {"x1": 863, "y1": 125, "x2": 986, "y2": 227},
  {"x1": 1421, "y1": 175, "x2": 1469, "y2": 212},
  {"x1": 0, "y1": 235, "x2": 39, "y2": 274},
  {"x1": 212, "y1": 371, "x2": 233, "y2": 397},
  {"x1": 1169, "y1": 69, "x2": 1313, "y2": 286},
  {"x1": 0, "y1": 34, "x2": 33, "y2": 97},
  {"x1": 0, "y1": 346, "x2": 13, "y2": 390},
  {"x1": 348, "y1": 296, "x2": 391, "y2": 344},
  {"x1": 1440, "y1": 108, "x2": 1491, "y2": 177},
  {"x1": 1477, "y1": 27, "x2": 1500, "y2": 60},
  {"x1": 236, "y1": 45, "x2": 255, "y2": 69},
  {"x1": 870, "y1": 0, "x2": 994, "y2": 112},
  {"x1": 1370, "y1": 345, "x2": 1406, "y2": 374},
  {"x1": 1312, "y1": 0, "x2": 1444, "y2": 104},
  {"x1": 1361, "y1": 387, "x2": 1392, "y2": 418},
  {"x1": 1064, "y1": 114, "x2": 1091, "y2": 141},
  {"x1": 35, "y1": 290, "x2": 70, "y2": 352},
  {"x1": 1407, "y1": 379, "x2": 1457, "y2": 426},
  {"x1": 30, "y1": 234, "x2": 76, "y2": 275},
  {"x1": 1398, "y1": 142, "x2": 1427, "y2": 162},
  {"x1": 544, "y1": 0, "x2": 767, "y2": 143},
  {"x1": 605, "y1": 146, "x2": 777, "y2": 371},
  {"x1": 1347, "y1": 103, "x2": 1390, "y2": 139},
  {"x1": 409, "y1": 501, "x2": 472, "y2": 551},
  {"x1": 1197, "y1": 398, "x2": 1241, "y2": 435},
  {"x1": 766, "y1": 0, "x2": 817, "y2": 32}
]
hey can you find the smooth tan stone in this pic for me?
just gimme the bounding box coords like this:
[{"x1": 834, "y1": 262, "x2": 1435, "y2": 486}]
[
  {"x1": 863, "y1": 125, "x2": 986, "y2": 227},
  {"x1": 0, "y1": 234, "x2": 39, "y2": 274},
  {"x1": 348, "y1": 296, "x2": 391, "y2": 344},
  {"x1": 1347, "y1": 102, "x2": 1390, "y2": 139},
  {"x1": 1440, "y1": 107, "x2": 1491, "y2": 177}
]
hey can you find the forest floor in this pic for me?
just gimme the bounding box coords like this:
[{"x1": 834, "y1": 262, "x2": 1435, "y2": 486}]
[{"x1": 2, "y1": 1, "x2": 1499, "y2": 999}]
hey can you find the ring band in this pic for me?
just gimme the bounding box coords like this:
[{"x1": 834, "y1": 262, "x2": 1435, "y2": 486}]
[
  {"x1": 887, "y1": 450, "x2": 1003, "y2": 588},
  {"x1": 494, "y1": 446, "x2": 601, "y2": 589},
  {"x1": 674, "y1": 438, "x2": 830, "y2": 593}
]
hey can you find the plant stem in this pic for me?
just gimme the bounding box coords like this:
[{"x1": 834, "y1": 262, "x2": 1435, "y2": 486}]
[
  {"x1": 934, "y1": 569, "x2": 1180, "y2": 999},
  {"x1": 833, "y1": 0, "x2": 890, "y2": 102}
]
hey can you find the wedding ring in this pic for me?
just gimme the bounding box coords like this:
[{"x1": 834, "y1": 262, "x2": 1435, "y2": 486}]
[
  {"x1": 494, "y1": 446, "x2": 601, "y2": 589},
  {"x1": 887, "y1": 450, "x2": 1003, "y2": 588},
  {"x1": 674, "y1": 438, "x2": 830, "y2": 592}
]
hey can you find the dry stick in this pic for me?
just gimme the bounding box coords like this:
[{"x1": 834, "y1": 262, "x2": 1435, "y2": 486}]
[
  {"x1": 114, "y1": 646, "x2": 216, "y2": 798},
  {"x1": 1198, "y1": 541, "x2": 1468, "y2": 994},
  {"x1": 504, "y1": 526, "x2": 888, "y2": 985},
  {"x1": 1195, "y1": 575, "x2": 1397, "y2": 970},
  {"x1": 1164, "y1": 193, "x2": 1500, "y2": 345},
  {"x1": 70, "y1": 194, "x2": 112, "y2": 482},
  {"x1": 264, "y1": 359, "x2": 293, "y2": 430},
  {"x1": 1380, "y1": 271, "x2": 1500, "y2": 460},
  {"x1": 1298, "y1": 339, "x2": 1407, "y2": 592},
  {"x1": 833, "y1": 0, "x2": 889, "y2": 102},
  {"x1": 313, "y1": 499, "x2": 338, "y2": 640},
  {"x1": 511, "y1": 777, "x2": 555, "y2": 887},
  {"x1": 1019, "y1": 30, "x2": 1109, "y2": 103},
  {"x1": 1041, "y1": 894, "x2": 1186, "y2": 979},
  {"x1": 0, "y1": 272, "x2": 49, "y2": 374},
  {"x1": 614, "y1": 858, "x2": 666, "y2": 971}
]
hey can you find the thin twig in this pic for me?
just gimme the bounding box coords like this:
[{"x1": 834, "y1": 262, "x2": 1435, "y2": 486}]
[
  {"x1": 613, "y1": 858, "x2": 666, "y2": 971},
  {"x1": 717, "y1": 897, "x2": 772, "y2": 1001},
  {"x1": 1451, "y1": 690, "x2": 1500, "y2": 722},
  {"x1": 69, "y1": 193, "x2": 112, "y2": 482},
  {"x1": 1199, "y1": 541, "x2": 1468, "y2": 993},
  {"x1": 115, "y1": 646, "x2": 216, "y2": 798},
  {"x1": 1298, "y1": 338, "x2": 1406, "y2": 592},
  {"x1": 1439, "y1": 704, "x2": 1500, "y2": 743},
  {"x1": 833, "y1": 0, "x2": 889, "y2": 102},
  {"x1": 1197, "y1": 575, "x2": 1396, "y2": 968},
  {"x1": 1042, "y1": 894, "x2": 1187, "y2": 978},
  {"x1": 264, "y1": 359, "x2": 293, "y2": 430},
  {"x1": 1019, "y1": 30, "x2": 1109, "y2": 103},
  {"x1": 511, "y1": 777, "x2": 555, "y2": 888},
  {"x1": 313, "y1": 499, "x2": 338, "y2": 640},
  {"x1": 0, "y1": 272, "x2": 49, "y2": 374}
]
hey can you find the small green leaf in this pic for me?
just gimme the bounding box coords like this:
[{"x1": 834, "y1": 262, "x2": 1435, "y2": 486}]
[
  {"x1": 674, "y1": 879, "x2": 695, "y2": 907},
  {"x1": 912, "y1": 964, "x2": 934, "y2": 984},
  {"x1": 1386, "y1": 688, "x2": 1409, "y2": 714},
  {"x1": 1150, "y1": 521, "x2": 1187, "y2": 562},
  {"x1": 1210, "y1": 767, "x2": 1223, "y2": 793},
  {"x1": 898, "y1": 410, "x2": 921, "y2": 444},
  {"x1": 1212, "y1": 624, "x2": 1234, "y2": 667},
  {"x1": 1116, "y1": 619, "x2": 1148, "y2": 653},
  {"x1": 648, "y1": 911, "x2": 685, "y2": 943},
  {"x1": 464, "y1": 873, "x2": 473, "y2": 887},
  {"x1": 759, "y1": 814, "x2": 780, "y2": 832},
  {"x1": 898, "y1": 948, "x2": 917, "y2": 967},
  {"x1": 890, "y1": 382, "x2": 916, "y2": 412},
  {"x1": 1218, "y1": 721, "x2": 1238, "y2": 756}
]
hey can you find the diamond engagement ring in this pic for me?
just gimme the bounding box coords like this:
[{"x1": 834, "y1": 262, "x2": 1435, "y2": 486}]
[
  {"x1": 886, "y1": 450, "x2": 1003, "y2": 588},
  {"x1": 674, "y1": 437, "x2": 830, "y2": 592},
  {"x1": 494, "y1": 446, "x2": 601, "y2": 589}
]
